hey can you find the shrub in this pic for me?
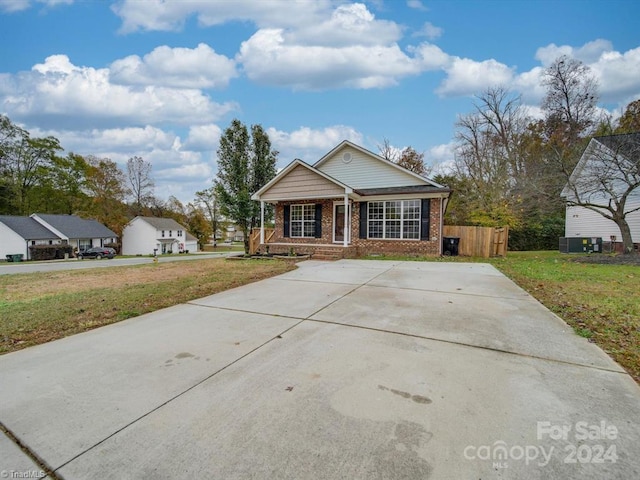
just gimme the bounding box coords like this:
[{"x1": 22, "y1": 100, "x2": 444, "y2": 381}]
[{"x1": 29, "y1": 244, "x2": 74, "y2": 261}]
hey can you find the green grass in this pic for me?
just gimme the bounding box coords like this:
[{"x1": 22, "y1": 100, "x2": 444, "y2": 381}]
[
  {"x1": 0, "y1": 258, "x2": 295, "y2": 355},
  {"x1": 366, "y1": 250, "x2": 640, "y2": 383}
]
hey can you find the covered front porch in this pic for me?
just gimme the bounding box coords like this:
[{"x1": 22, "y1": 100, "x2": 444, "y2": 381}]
[{"x1": 249, "y1": 228, "x2": 357, "y2": 259}]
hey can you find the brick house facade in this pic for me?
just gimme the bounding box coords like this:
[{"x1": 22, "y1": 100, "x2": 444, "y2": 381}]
[{"x1": 252, "y1": 141, "x2": 451, "y2": 259}]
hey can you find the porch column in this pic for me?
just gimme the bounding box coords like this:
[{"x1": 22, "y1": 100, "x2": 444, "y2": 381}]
[
  {"x1": 343, "y1": 191, "x2": 349, "y2": 247},
  {"x1": 260, "y1": 201, "x2": 265, "y2": 244}
]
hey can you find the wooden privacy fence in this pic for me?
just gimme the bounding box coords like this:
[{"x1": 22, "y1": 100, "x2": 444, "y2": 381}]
[
  {"x1": 249, "y1": 228, "x2": 275, "y2": 254},
  {"x1": 443, "y1": 225, "x2": 509, "y2": 258}
]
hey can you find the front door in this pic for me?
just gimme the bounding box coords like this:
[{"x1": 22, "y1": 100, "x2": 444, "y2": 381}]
[{"x1": 333, "y1": 204, "x2": 350, "y2": 243}]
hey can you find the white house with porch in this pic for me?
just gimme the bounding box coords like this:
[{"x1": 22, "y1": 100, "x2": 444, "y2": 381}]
[{"x1": 122, "y1": 216, "x2": 198, "y2": 255}]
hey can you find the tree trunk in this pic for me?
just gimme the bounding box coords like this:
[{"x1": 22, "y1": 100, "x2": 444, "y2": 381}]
[{"x1": 615, "y1": 218, "x2": 635, "y2": 254}]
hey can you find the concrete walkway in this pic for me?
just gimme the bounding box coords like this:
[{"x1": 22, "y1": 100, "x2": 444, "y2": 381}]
[{"x1": 1, "y1": 260, "x2": 639, "y2": 479}]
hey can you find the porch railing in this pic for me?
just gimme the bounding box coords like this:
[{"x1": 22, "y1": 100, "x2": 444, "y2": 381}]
[{"x1": 249, "y1": 228, "x2": 275, "y2": 254}]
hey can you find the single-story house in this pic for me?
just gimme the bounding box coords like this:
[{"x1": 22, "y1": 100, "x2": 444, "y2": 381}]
[
  {"x1": 561, "y1": 133, "x2": 640, "y2": 251},
  {"x1": 30, "y1": 214, "x2": 118, "y2": 252},
  {"x1": 251, "y1": 140, "x2": 451, "y2": 258},
  {"x1": 122, "y1": 216, "x2": 198, "y2": 255},
  {"x1": 0, "y1": 216, "x2": 62, "y2": 260}
]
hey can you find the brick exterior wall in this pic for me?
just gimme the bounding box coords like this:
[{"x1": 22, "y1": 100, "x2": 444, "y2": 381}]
[{"x1": 264, "y1": 197, "x2": 443, "y2": 257}]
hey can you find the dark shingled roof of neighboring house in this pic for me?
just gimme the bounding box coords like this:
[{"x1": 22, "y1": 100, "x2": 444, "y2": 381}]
[
  {"x1": 32, "y1": 214, "x2": 117, "y2": 238},
  {"x1": 0, "y1": 216, "x2": 61, "y2": 240},
  {"x1": 136, "y1": 216, "x2": 186, "y2": 231},
  {"x1": 596, "y1": 132, "x2": 640, "y2": 160}
]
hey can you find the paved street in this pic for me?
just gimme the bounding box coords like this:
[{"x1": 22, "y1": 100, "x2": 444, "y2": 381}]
[{"x1": 0, "y1": 252, "x2": 233, "y2": 275}]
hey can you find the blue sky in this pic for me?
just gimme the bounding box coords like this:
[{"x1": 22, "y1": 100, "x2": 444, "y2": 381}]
[{"x1": 1, "y1": 0, "x2": 639, "y2": 204}]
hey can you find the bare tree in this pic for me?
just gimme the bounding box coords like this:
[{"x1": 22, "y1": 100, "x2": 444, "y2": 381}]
[
  {"x1": 378, "y1": 138, "x2": 429, "y2": 176},
  {"x1": 127, "y1": 156, "x2": 155, "y2": 215},
  {"x1": 378, "y1": 138, "x2": 400, "y2": 162},
  {"x1": 453, "y1": 87, "x2": 531, "y2": 226},
  {"x1": 562, "y1": 134, "x2": 640, "y2": 253},
  {"x1": 542, "y1": 55, "x2": 599, "y2": 143}
]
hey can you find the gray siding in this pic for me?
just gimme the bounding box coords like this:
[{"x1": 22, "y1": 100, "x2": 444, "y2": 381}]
[{"x1": 317, "y1": 145, "x2": 426, "y2": 189}]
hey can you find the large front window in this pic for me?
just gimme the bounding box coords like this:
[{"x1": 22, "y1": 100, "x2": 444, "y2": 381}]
[
  {"x1": 368, "y1": 200, "x2": 420, "y2": 240},
  {"x1": 291, "y1": 204, "x2": 316, "y2": 237}
]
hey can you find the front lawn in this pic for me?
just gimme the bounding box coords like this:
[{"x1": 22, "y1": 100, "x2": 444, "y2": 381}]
[{"x1": 0, "y1": 258, "x2": 295, "y2": 355}]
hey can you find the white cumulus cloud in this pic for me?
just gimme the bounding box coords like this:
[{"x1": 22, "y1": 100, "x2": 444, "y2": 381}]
[
  {"x1": 266, "y1": 125, "x2": 363, "y2": 166},
  {"x1": 111, "y1": 0, "x2": 332, "y2": 34},
  {"x1": 0, "y1": 54, "x2": 236, "y2": 129},
  {"x1": 184, "y1": 124, "x2": 222, "y2": 151},
  {"x1": 238, "y1": 28, "x2": 428, "y2": 90},
  {"x1": 110, "y1": 44, "x2": 237, "y2": 89},
  {"x1": 437, "y1": 57, "x2": 515, "y2": 97}
]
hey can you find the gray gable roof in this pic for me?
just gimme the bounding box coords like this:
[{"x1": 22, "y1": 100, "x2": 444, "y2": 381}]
[
  {"x1": 33, "y1": 214, "x2": 117, "y2": 238},
  {"x1": 0, "y1": 216, "x2": 61, "y2": 240},
  {"x1": 596, "y1": 132, "x2": 640, "y2": 159},
  {"x1": 136, "y1": 216, "x2": 186, "y2": 231}
]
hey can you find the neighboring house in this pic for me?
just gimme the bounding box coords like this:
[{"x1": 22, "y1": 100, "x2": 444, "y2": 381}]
[
  {"x1": 121, "y1": 216, "x2": 198, "y2": 255},
  {"x1": 0, "y1": 216, "x2": 62, "y2": 260},
  {"x1": 30, "y1": 214, "x2": 118, "y2": 252},
  {"x1": 225, "y1": 225, "x2": 245, "y2": 242},
  {"x1": 561, "y1": 134, "x2": 640, "y2": 249},
  {"x1": 251, "y1": 140, "x2": 451, "y2": 258}
]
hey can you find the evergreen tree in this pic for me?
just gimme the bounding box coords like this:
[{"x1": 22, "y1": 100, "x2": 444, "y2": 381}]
[{"x1": 214, "y1": 119, "x2": 278, "y2": 254}]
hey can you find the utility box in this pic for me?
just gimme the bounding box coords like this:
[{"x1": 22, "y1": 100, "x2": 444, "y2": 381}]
[{"x1": 559, "y1": 237, "x2": 602, "y2": 254}]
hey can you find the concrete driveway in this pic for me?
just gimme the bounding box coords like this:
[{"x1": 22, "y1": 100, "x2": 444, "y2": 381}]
[{"x1": 1, "y1": 260, "x2": 639, "y2": 479}]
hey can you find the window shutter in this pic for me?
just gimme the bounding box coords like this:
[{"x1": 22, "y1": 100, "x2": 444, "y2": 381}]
[
  {"x1": 359, "y1": 202, "x2": 368, "y2": 239},
  {"x1": 420, "y1": 199, "x2": 431, "y2": 240},
  {"x1": 283, "y1": 205, "x2": 290, "y2": 237},
  {"x1": 314, "y1": 204, "x2": 322, "y2": 238}
]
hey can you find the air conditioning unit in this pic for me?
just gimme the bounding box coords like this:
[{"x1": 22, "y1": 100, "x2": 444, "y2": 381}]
[{"x1": 559, "y1": 237, "x2": 602, "y2": 253}]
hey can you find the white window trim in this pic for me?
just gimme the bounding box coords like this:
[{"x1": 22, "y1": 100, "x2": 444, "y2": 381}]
[
  {"x1": 367, "y1": 199, "x2": 421, "y2": 241},
  {"x1": 290, "y1": 203, "x2": 316, "y2": 238}
]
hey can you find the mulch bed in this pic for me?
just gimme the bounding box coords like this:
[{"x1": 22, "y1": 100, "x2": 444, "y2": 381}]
[{"x1": 570, "y1": 254, "x2": 640, "y2": 265}]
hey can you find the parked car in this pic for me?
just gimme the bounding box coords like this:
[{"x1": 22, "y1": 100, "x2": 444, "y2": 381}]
[{"x1": 78, "y1": 247, "x2": 116, "y2": 260}]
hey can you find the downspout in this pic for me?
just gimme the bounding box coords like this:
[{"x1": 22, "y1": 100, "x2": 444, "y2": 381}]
[
  {"x1": 439, "y1": 196, "x2": 445, "y2": 256},
  {"x1": 343, "y1": 189, "x2": 350, "y2": 247},
  {"x1": 260, "y1": 201, "x2": 265, "y2": 245}
]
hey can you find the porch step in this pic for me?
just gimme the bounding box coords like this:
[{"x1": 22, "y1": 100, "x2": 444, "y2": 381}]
[{"x1": 312, "y1": 248, "x2": 344, "y2": 261}]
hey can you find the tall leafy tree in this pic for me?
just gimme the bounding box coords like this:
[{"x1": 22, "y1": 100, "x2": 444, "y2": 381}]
[
  {"x1": 214, "y1": 119, "x2": 278, "y2": 253},
  {"x1": 195, "y1": 186, "x2": 220, "y2": 240},
  {"x1": 186, "y1": 204, "x2": 213, "y2": 249},
  {"x1": 249, "y1": 124, "x2": 278, "y2": 229},
  {"x1": 81, "y1": 156, "x2": 130, "y2": 236},
  {"x1": 397, "y1": 147, "x2": 428, "y2": 175},
  {"x1": 616, "y1": 99, "x2": 640, "y2": 134},
  {"x1": 0, "y1": 115, "x2": 62, "y2": 215},
  {"x1": 35, "y1": 153, "x2": 90, "y2": 214}
]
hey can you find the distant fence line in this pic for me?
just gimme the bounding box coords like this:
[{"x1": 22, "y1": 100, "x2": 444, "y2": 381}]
[{"x1": 443, "y1": 225, "x2": 509, "y2": 258}]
